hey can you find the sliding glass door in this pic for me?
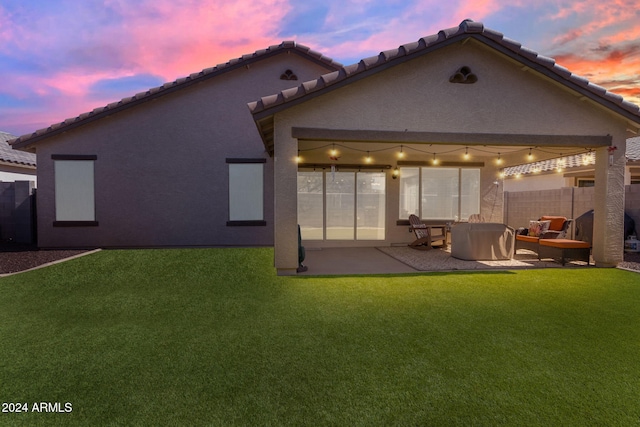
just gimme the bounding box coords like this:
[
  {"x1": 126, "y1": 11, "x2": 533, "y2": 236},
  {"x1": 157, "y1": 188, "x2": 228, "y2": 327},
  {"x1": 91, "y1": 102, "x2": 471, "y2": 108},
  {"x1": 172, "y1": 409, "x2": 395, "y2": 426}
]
[{"x1": 298, "y1": 171, "x2": 386, "y2": 241}]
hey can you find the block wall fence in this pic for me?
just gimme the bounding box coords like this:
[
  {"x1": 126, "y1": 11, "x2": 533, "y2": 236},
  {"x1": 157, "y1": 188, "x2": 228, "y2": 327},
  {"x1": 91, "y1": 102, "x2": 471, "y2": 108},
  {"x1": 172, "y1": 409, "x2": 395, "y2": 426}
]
[
  {"x1": 504, "y1": 184, "x2": 640, "y2": 238},
  {"x1": 0, "y1": 181, "x2": 36, "y2": 244}
]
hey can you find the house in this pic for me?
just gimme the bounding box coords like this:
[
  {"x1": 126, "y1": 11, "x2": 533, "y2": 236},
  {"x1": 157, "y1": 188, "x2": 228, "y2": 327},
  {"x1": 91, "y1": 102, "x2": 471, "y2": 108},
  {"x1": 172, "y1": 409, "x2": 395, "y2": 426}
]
[
  {"x1": 0, "y1": 131, "x2": 36, "y2": 183},
  {"x1": 248, "y1": 20, "x2": 640, "y2": 274},
  {"x1": 9, "y1": 20, "x2": 640, "y2": 273},
  {"x1": 9, "y1": 42, "x2": 341, "y2": 248}
]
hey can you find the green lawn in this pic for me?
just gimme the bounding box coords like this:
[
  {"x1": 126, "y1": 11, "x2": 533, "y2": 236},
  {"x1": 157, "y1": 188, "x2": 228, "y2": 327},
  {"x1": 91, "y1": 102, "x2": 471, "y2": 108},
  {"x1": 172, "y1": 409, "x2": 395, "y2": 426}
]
[{"x1": 1, "y1": 248, "x2": 639, "y2": 426}]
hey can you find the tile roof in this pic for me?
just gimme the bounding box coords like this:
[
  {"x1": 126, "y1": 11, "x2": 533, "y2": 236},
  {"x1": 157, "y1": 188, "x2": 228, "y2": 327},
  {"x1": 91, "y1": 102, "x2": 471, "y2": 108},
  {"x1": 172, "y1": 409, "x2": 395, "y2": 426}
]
[
  {"x1": 503, "y1": 152, "x2": 595, "y2": 177},
  {"x1": 10, "y1": 41, "x2": 341, "y2": 151},
  {"x1": 0, "y1": 131, "x2": 36, "y2": 167},
  {"x1": 627, "y1": 137, "x2": 640, "y2": 162},
  {"x1": 249, "y1": 19, "x2": 640, "y2": 126},
  {"x1": 503, "y1": 138, "x2": 640, "y2": 177}
]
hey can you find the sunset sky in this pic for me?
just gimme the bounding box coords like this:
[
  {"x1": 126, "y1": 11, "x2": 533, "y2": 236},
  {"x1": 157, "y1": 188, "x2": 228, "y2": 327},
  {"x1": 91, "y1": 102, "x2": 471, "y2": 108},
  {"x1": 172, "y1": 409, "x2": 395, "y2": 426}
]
[{"x1": 1, "y1": 0, "x2": 639, "y2": 136}]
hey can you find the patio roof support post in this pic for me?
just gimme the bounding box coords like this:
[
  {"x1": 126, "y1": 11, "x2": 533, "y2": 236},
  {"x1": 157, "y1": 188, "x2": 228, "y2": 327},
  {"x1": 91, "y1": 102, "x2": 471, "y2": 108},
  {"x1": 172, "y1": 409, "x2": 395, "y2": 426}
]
[
  {"x1": 273, "y1": 123, "x2": 299, "y2": 275},
  {"x1": 592, "y1": 137, "x2": 626, "y2": 267}
]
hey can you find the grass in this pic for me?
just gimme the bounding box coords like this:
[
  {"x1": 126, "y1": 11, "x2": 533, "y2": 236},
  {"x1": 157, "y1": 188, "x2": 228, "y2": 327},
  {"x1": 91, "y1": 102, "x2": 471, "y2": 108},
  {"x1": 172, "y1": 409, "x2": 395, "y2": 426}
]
[{"x1": 0, "y1": 248, "x2": 639, "y2": 426}]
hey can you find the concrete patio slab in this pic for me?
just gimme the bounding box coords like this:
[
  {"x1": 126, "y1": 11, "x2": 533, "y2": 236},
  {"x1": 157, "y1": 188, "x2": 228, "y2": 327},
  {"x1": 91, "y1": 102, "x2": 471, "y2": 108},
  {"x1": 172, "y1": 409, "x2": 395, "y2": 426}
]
[{"x1": 297, "y1": 247, "x2": 417, "y2": 276}]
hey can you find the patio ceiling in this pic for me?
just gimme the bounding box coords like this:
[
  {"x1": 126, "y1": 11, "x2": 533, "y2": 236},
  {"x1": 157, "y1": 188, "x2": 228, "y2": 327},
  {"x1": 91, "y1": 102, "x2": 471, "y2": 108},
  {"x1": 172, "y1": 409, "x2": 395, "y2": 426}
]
[{"x1": 295, "y1": 129, "x2": 610, "y2": 169}]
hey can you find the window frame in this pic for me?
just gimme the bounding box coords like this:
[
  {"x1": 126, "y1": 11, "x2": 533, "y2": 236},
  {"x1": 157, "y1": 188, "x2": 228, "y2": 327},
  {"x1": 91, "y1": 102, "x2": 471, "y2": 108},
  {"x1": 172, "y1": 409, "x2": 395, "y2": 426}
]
[
  {"x1": 226, "y1": 158, "x2": 267, "y2": 227},
  {"x1": 297, "y1": 170, "x2": 386, "y2": 241},
  {"x1": 52, "y1": 154, "x2": 99, "y2": 227},
  {"x1": 398, "y1": 166, "x2": 481, "y2": 221}
]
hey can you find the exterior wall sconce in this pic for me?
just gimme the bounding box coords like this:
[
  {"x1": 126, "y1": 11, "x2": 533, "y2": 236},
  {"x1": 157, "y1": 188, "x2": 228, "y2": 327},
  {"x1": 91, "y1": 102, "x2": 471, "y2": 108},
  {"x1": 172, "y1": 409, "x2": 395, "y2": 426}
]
[{"x1": 392, "y1": 166, "x2": 400, "y2": 179}]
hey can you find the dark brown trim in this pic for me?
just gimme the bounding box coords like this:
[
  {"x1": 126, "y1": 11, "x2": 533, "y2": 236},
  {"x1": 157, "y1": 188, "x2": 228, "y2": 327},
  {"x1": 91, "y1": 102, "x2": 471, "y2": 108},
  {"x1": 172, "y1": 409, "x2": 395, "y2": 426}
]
[
  {"x1": 398, "y1": 160, "x2": 485, "y2": 167},
  {"x1": 51, "y1": 154, "x2": 98, "y2": 160},
  {"x1": 53, "y1": 221, "x2": 99, "y2": 227},
  {"x1": 226, "y1": 158, "x2": 267, "y2": 164},
  {"x1": 292, "y1": 127, "x2": 612, "y2": 148},
  {"x1": 226, "y1": 220, "x2": 267, "y2": 227},
  {"x1": 13, "y1": 47, "x2": 341, "y2": 151},
  {"x1": 298, "y1": 163, "x2": 391, "y2": 170},
  {"x1": 251, "y1": 33, "x2": 640, "y2": 127}
]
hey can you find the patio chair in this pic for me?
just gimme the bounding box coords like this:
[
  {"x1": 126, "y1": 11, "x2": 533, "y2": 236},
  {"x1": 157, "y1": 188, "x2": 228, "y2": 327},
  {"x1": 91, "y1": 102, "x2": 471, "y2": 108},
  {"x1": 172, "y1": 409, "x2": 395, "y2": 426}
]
[{"x1": 408, "y1": 214, "x2": 447, "y2": 250}]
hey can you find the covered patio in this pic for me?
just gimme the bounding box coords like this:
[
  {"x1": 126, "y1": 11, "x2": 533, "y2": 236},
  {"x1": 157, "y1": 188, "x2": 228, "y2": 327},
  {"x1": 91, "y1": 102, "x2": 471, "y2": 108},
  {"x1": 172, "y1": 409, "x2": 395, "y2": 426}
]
[{"x1": 250, "y1": 20, "x2": 640, "y2": 275}]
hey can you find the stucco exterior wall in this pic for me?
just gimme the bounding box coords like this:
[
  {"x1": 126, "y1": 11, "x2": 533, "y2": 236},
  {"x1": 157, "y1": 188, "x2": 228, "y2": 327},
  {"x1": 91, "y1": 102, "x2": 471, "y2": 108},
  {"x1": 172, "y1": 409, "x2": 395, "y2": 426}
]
[
  {"x1": 34, "y1": 53, "x2": 335, "y2": 248},
  {"x1": 271, "y1": 40, "x2": 630, "y2": 272}
]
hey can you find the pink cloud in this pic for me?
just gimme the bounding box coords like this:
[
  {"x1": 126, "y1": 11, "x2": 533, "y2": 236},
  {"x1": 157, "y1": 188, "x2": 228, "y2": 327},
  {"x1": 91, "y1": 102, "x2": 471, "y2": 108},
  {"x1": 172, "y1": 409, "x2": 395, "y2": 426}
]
[
  {"x1": 2, "y1": 0, "x2": 293, "y2": 134},
  {"x1": 0, "y1": 6, "x2": 16, "y2": 47},
  {"x1": 101, "y1": 0, "x2": 292, "y2": 80},
  {"x1": 554, "y1": 47, "x2": 640, "y2": 106},
  {"x1": 550, "y1": 0, "x2": 639, "y2": 44}
]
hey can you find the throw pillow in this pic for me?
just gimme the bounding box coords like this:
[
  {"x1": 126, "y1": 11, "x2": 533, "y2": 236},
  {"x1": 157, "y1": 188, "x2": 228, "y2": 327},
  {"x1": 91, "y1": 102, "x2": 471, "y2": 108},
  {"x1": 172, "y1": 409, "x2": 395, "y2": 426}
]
[{"x1": 528, "y1": 220, "x2": 551, "y2": 237}]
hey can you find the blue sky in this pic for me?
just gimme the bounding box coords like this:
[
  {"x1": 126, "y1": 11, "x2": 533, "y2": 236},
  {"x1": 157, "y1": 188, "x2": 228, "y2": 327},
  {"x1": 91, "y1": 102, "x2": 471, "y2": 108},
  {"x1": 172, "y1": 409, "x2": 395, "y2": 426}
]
[{"x1": 1, "y1": 0, "x2": 639, "y2": 136}]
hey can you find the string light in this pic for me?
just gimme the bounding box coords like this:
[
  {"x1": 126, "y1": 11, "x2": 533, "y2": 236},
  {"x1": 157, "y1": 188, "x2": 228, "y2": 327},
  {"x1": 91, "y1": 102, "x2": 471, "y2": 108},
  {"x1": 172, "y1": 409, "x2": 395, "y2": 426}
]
[
  {"x1": 554, "y1": 154, "x2": 564, "y2": 173},
  {"x1": 298, "y1": 143, "x2": 596, "y2": 176},
  {"x1": 392, "y1": 166, "x2": 400, "y2": 179}
]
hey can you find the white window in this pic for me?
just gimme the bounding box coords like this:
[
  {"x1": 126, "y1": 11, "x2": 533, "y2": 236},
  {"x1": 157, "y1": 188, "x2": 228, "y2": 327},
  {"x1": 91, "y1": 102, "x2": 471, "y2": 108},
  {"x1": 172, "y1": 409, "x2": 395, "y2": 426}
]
[
  {"x1": 399, "y1": 167, "x2": 419, "y2": 219},
  {"x1": 298, "y1": 170, "x2": 385, "y2": 241},
  {"x1": 399, "y1": 167, "x2": 480, "y2": 221},
  {"x1": 54, "y1": 157, "x2": 96, "y2": 223},
  {"x1": 357, "y1": 172, "x2": 386, "y2": 240},
  {"x1": 297, "y1": 172, "x2": 324, "y2": 240},
  {"x1": 227, "y1": 160, "x2": 264, "y2": 224}
]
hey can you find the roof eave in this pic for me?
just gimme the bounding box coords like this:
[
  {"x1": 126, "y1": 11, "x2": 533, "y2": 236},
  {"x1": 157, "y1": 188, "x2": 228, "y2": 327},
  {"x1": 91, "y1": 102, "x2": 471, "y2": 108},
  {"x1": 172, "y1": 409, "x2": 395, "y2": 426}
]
[
  {"x1": 11, "y1": 43, "x2": 342, "y2": 150},
  {"x1": 251, "y1": 33, "x2": 640, "y2": 129}
]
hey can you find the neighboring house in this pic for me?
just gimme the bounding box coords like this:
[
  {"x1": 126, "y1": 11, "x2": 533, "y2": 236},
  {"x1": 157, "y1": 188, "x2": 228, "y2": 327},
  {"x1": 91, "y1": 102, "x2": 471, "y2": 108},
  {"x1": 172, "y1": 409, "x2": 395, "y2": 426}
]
[
  {"x1": 0, "y1": 131, "x2": 36, "y2": 183},
  {"x1": 248, "y1": 20, "x2": 640, "y2": 274},
  {"x1": 10, "y1": 42, "x2": 341, "y2": 248},
  {"x1": 503, "y1": 137, "x2": 640, "y2": 191},
  {"x1": 9, "y1": 20, "x2": 640, "y2": 273}
]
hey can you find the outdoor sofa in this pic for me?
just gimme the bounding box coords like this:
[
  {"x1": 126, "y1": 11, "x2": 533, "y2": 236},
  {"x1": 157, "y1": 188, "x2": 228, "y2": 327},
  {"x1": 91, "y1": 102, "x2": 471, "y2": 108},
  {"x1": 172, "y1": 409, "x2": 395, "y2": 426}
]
[
  {"x1": 515, "y1": 216, "x2": 572, "y2": 253},
  {"x1": 515, "y1": 216, "x2": 591, "y2": 265}
]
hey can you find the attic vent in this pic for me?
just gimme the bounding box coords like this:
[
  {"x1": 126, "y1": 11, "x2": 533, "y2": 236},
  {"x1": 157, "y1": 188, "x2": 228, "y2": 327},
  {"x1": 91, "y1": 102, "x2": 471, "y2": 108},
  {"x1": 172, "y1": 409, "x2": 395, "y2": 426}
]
[
  {"x1": 280, "y1": 69, "x2": 298, "y2": 80},
  {"x1": 449, "y1": 66, "x2": 477, "y2": 84}
]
